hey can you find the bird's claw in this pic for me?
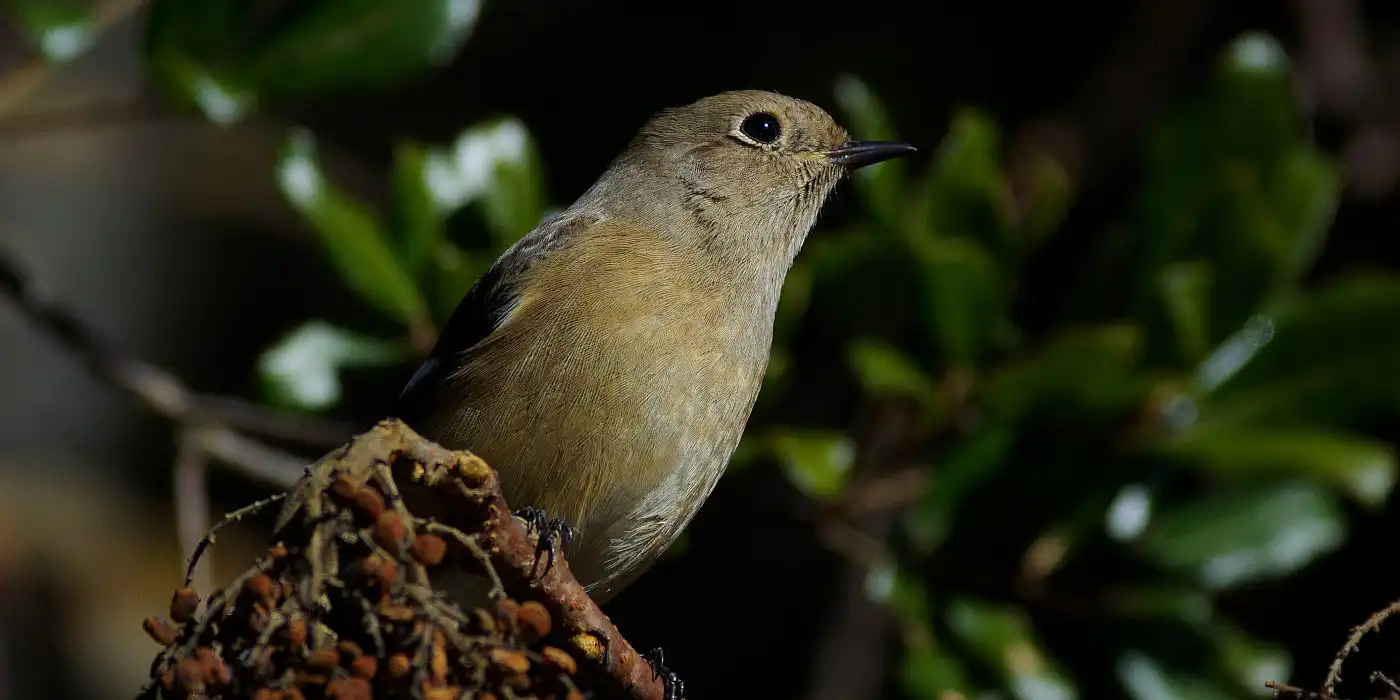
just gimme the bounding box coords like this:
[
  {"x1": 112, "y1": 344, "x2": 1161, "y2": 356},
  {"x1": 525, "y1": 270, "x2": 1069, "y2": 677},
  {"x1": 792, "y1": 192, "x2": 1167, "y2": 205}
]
[
  {"x1": 643, "y1": 646, "x2": 684, "y2": 700},
  {"x1": 513, "y1": 506, "x2": 576, "y2": 574}
]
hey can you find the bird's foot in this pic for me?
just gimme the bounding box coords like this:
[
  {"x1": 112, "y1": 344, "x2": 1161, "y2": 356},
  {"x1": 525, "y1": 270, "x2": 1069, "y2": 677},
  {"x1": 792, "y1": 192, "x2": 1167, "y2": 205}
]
[
  {"x1": 512, "y1": 506, "x2": 576, "y2": 574},
  {"x1": 643, "y1": 647, "x2": 684, "y2": 700}
]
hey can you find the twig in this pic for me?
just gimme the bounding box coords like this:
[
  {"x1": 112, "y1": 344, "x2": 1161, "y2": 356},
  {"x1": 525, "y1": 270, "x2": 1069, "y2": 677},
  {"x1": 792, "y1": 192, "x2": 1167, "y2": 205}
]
[
  {"x1": 1371, "y1": 671, "x2": 1400, "y2": 695},
  {"x1": 182, "y1": 492, "x2": 287, "y2": 586},
  {"x1": 422, "y1": 521, "x2": 508, "y2": 600},
  {"x1": 0, "y1": 93, "x2": 173, "y2": 140},
  {"x1": 804, "y1": 400, "x2": 919, "y2": 700},
  {"x1": 0, "y1": 244, "x2": 348, "y2": 483},
  {"x1": 815, "y1": 519, "x2": 890, "y2": 572},
  {"x1": 0, "y1": 0, "x2": 148, "y2": 115},
  {"x1": 0, "y1": 240, "x2": 354, "y2": 607},
  {"x1": 190, "y1": 426, "x2": 313, "y2": 487},
  {"x1": 1324, "y1": 597, "x2": 1400, "y2": 694},
  {"x1": 1265, "y1": 681, "x2": 1341, "y2": 699},
  {"x1": 195, "y1": 396, "x2": 351, "y2": 448},
  {"x1": 838, "y1": 466, "x2": 927, "y2": 517},
  {"x1": 173, "y1": 428, "x2": 212, "y2": 594},
  {"x1": 0, "y1": 244, "x2": 354, "y2": 452}
]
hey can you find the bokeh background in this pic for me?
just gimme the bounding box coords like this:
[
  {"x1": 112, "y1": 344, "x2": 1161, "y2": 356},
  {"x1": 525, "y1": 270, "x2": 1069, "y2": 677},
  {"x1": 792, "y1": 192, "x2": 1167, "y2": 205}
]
[{"x1": 4, "y1": 1, "x2": 1400, "y2": 699}]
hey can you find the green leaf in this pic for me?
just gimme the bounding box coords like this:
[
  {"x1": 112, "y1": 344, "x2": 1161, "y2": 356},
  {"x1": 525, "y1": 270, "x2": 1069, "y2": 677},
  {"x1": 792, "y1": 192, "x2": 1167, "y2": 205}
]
[
  {"x1": 428, "y1": 118, "x2": 547, "y2": 249},
  {"x1": 912, "y1": 235, "x2": 1005, "y2": 368},
  {"x1": 912, "y1": 109, "x2": 1012, "y2": 258},
  {"x1": 1104, "y1": 483, "x2": 1155, "y2": 542},
  {"x1": 1015, "y1": 152, "x2": 1072, "y2": 248},
  {"x1": 277, "y1": 129, "x2": 429, "y2": 325},
  {"x1": 430, "y1": 243, "x2": 487, "y2": 323},
  {"x1": 247, "y1": 0, "x2": 480, "y2": 98},
  {"x1": 258, "y1": 321, "x2": 410, "y2": 411},
  {"x1": 1130, "y1": 32, "x2": 1335, "y2": 348},
  {"x1": 1105, "y1": 584, "x2": 1213, "y2": 627},
  {"x1": 390, "y1": 140, "x2": 446, "y2": 276},
  {"x1": 157, "y1": 59, "x2": 256, "y2": 125},
  {"x1": 902, "y1": 645, "x2": 978, "y2": 699},
  {"x1": 982, "y1": 325, "x2": 1145, "y2": 420},
  {"x1": 847, "y1": 339, "x2": 939, "y2": 411},
  {"x1": 1136, "y1": 482, "x2": 1346, "y2": 590},
  {"x1": 768, "y1": 429, "x2": 856, "y2": 502},
  {"x1": 1192, "y1": 314, "x2": 1275, "y2": 393},
  {"x1": 833, "y1": 74, "x2": 907, "y2": 226},
  {"x1": 1270, "y1": 149, "x2": 1340, "y2": 286},
  {"x1": 142, "y1": 0, "x2": 256, "y2": 123},
  {"x1": 1199, "y1": 275, "x2": 1400, "y2": 427},
  {"x1": 1158, "y1": 262, "x2": 1213, "y2": 364},
  {"x1": 866, "y1": 562, "x2": 931, "y2": 622},
  {"x1": 1154, "y1": 427, "x2": 1396, "y2": 508},
  {"x1": 1116, "y1": 652, "x2": 1235, "y2": 700},
  {"x1": 10, "y1": 0, "x2": 92, "y2": 62},
  {"x1": 1212, "y1": 623, "x2": 1291, "y2": 694},
  {"x1": 906, "y1": 422, "x2": 1016, "y2": 552},
  {"x1": 144, "y1": 0, "x2": 478, "y2": 118},
  {"x1": 945, "y1": 598, "x2": 1077, "y2": 700}
]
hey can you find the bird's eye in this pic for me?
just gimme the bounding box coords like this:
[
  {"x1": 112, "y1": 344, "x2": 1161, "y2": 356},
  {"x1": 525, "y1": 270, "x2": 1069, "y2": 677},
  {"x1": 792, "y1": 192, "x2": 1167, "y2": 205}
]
[{"x1": 740, "y1": 112, "x2": 782, "y2": 144}]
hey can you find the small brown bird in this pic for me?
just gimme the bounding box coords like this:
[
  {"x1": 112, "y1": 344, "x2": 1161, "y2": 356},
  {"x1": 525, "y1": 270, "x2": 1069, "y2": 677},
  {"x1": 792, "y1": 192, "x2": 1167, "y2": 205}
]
[{"x1": 396, "y1": 88, "x2": 911, "y2": 627}]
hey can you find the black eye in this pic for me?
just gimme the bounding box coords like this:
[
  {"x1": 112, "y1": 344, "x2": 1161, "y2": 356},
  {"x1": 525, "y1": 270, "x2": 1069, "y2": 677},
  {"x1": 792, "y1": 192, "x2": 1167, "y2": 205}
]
[{"x1": 740, "y1": 112, "x2": 782, "y2": 144}]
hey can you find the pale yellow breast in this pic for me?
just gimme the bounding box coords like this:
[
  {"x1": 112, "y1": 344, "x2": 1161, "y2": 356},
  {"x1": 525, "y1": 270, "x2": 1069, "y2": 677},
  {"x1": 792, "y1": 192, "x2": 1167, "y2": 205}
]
[{"x1": 424, "y1": 219, "x2": 770, "y2": 593}]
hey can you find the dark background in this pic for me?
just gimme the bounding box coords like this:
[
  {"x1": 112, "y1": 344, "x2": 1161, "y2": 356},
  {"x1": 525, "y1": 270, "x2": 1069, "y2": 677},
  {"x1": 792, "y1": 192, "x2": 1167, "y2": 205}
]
[{"x1": 4, "y1": 1, "x2": 1400, "y2": 699}]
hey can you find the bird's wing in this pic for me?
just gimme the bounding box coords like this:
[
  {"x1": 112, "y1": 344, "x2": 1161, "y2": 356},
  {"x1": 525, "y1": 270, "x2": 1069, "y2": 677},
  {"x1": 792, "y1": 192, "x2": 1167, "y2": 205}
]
[{"x1": 394, "y1": 210, "x2": 595, "y2": 425}]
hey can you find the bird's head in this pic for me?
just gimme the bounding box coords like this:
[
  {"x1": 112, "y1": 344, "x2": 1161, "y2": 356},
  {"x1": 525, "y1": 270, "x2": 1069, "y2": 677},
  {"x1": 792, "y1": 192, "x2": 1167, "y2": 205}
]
[{"x1": 592, "y1": 90, "x2": 915, "y2": 274}]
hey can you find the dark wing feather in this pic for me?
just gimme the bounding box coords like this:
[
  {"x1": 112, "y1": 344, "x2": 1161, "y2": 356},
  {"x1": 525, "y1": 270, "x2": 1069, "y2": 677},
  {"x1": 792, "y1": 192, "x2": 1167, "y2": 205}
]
[{"x1": 393, "y1": 211, "x2": 594, "y2": 425}]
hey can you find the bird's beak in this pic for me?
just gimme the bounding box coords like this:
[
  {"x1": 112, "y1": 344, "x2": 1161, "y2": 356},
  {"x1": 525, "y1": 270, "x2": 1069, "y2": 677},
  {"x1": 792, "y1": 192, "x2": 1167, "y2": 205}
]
[{"x1": 826, "y1": 140, "x2": 918, "y2": 169}]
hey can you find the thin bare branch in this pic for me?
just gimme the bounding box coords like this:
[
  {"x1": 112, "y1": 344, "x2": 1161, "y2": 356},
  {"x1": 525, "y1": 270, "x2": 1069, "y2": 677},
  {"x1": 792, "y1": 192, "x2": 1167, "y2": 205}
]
[
  {"x1": 1325, "y1": 597, "x2": 1400, "y2": 694},
  {"x1": 0, "y1": 0, "x2": 147, "y2": 114},
  {"x1": 173, "y1": 429, "x2": 213, "y2": 594}
]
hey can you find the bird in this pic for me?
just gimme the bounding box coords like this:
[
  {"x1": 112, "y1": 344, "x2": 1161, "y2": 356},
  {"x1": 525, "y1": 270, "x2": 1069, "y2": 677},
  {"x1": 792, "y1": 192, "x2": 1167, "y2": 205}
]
[{"x1": 394, "y1": 90, "x2": 913, "y2": 683}]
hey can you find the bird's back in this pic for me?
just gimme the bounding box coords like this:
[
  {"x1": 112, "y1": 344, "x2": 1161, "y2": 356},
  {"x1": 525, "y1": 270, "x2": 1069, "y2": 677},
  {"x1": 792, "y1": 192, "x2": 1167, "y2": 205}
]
[{"x1": 410, "y1": 215, "x2": 771, "y2": 600}]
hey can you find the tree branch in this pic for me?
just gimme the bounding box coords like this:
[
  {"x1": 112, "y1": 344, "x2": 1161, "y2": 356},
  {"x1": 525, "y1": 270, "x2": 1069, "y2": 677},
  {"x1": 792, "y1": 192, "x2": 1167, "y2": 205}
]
[
  {"x1": 0, "y1": 241, "x2": 354, "y2": 596},
  {"x1": 141, "y1": 419, "x2": 670, "y2": 700},
  {"x1": 803, "y1": 400, "x2": 921, "y2": 700},
  {"x1": 0, "y1": 243, "x2": 352, "y2": 481},
  {"x1": 0, "y1": 0, "x2": 148, "y2": 115},
  {"x1": 377, "y1": 420, "x2": 669, "y2": 699}
]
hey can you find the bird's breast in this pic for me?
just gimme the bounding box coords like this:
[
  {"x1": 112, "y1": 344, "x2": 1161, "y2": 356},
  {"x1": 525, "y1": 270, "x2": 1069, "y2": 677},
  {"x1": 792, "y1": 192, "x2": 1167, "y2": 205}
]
[{"x1": 424, "y1": 231, "x2": 775, "y2": 593}]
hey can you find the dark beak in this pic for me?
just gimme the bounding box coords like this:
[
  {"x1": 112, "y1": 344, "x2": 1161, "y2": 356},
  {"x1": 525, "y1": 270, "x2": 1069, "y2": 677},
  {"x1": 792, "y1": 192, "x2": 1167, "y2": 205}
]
[{"x1": 826, "y1": 140, "x2": 918, "y2": 169}]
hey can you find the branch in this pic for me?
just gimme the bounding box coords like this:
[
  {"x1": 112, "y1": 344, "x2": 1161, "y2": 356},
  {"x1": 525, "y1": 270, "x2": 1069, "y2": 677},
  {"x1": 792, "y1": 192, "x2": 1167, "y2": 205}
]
[
  {"x1": 0, "y1": 243, "x2": 353, "y2": 474},
  {"x1": 0, "y1": 0, "x2": 148, "y2": 114},
  {"x1": 374, "y1": 420, "x2": 669, "y2": 700},
  {"x1": 804, "y1": 400, "x2": 921, "y2": 700},
  {"x1": 1324, "y1": 597, "x2": 1400, "y2": 695},
  {"x1": 140, "y1": 419, "x2": 669, "y2": 700},
  {"x1": 1, "y1": 242, "x2": 357, "y2": 594},
  {"x1": 0, "y1": 93, "x2": 173, "y2": 139}
]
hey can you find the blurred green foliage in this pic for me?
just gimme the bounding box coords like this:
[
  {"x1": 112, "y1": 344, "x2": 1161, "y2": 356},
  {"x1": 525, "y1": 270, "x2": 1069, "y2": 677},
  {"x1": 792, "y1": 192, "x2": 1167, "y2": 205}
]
[
  {"x1": 261, "y1": 119, "x2": 546, "y2": 410},
  {"x1": 197, "y1": 23, "x2": 1400, "y2": 700},
  {"x1": 806, "y1": 32, "x2": 1383, "y2": 700},
  {"x1": 11, "y1": 0, "x2": 1398, "y2": 695},
  {"x1": 143, "y1": 0, "x2": 481, "y2": 122}
]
